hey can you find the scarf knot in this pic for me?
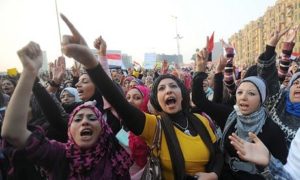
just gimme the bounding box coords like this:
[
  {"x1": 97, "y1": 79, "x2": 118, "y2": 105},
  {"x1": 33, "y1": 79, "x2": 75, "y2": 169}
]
[{"x1": 235, "y1": 105, "x2": 267, "y2": 141}]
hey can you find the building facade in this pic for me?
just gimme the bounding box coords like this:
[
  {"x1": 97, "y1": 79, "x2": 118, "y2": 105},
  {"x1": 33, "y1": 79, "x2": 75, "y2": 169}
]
[{"x1": 229, "y1": 0, "x2": 300, "y2": 67}]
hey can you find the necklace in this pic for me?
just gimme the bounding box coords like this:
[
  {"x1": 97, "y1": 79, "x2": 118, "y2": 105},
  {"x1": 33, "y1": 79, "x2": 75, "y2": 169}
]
[{"x1": 172, "y1": 119, "x2": 191, "y2": 136}]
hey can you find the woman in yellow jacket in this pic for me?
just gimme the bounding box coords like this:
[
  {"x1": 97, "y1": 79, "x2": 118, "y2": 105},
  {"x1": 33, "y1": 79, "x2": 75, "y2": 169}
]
[{"x1": 60, "y1": 14, "x2": 223, "y2": 180}]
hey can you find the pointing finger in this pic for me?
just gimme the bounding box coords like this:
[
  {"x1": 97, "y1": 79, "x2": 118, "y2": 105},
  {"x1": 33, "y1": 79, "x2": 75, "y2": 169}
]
[{"x1": 60, "y1": 13, "x2": 81, "y2": 39}]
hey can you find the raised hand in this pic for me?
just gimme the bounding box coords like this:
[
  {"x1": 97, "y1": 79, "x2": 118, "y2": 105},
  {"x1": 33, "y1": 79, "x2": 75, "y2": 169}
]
[
  {"x1": 17, "y1": 41, "x2": 43, "y2": 75},
  {"x1": 268, "y1": 26, "x2": 290, "y2": 47},
  {"x1": 195, "y1": 47, "x2": 208, "y2": 72},
  {"x1": 60, "y1": 14, "x2": 98, "y2": 69},
  {"x1": 216, "y1": 55, "x2": 228, "y2": 73},
  {"x1": 71, "y1": 61, "x2": 82, "y2": 78},
  {"x1": 284, "y1": 25, "x2": 300, "y2": 43},
  {"x1": 220, "y1": 39, "x2": 233, "y2": 49},
  {"x1": 61, "y1": 14, "x2": 87, "y2": 46},
  {"x1": 52, "y1": 56, "x2": 66, "y2": 84},
  {"x1": 220, "y1": 39, "x2": 234, "y2": 56},
  {"x1": 195, "y1": 37, "x2": 210, "y2": 72},
  {"x1": 228, "y1": 132, "x2": 270, "y2": 166},
  {"x1": 94, "y1": 36, "x2": 107, "y2": 56},
  {"x1": 161, "y1": 60, "x2": 169, "y2": 74}
]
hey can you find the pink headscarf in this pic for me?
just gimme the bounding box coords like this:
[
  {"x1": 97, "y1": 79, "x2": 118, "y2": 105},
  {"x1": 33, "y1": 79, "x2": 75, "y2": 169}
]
[
  {"x1": 65, "y1": 101, "x2": 133, "y2": 178},
  {"x1": 128, "y1": 85, "x2": 150, "y2": 113},
  {"x1": 126, "y1": 86, "x2": 150, "y2": 168}
]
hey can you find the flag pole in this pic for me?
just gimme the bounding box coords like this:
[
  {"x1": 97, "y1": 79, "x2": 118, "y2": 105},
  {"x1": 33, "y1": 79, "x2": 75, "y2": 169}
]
[{"x1": 54, "y1": 0, "x2": 62, "y2": 55}]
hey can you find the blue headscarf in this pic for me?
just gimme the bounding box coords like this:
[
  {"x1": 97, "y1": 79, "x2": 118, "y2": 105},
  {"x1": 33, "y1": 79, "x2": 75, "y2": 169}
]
[{"x1": 286, "y1": 72, "x2": 300, "y2": 117}]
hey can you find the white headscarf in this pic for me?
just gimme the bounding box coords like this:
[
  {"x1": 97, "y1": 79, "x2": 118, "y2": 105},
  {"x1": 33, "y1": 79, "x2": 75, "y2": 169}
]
[
  {"x1": 60, "y1": 87, "x2": 81, "y2": 103},
  {"x1": 284, "y1": 129, "x2": 300, "y2": 179}
]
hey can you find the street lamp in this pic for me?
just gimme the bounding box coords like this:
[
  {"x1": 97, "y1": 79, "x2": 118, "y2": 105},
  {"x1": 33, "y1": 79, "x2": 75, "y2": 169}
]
[{"x1": 171, "y1": 16, "x2": 183, "y2": 63}]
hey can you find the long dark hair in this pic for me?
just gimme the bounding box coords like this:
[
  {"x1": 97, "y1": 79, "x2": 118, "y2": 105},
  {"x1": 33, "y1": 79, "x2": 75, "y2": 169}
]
[
  {"x1": 150, "y1": 74, "x2": 188, "y2": 179},
  {"x1": 150, "y1": 74, "x2": 190, "y2": 113},
  {"x1": 150, "y1": 74, "x2": 214, "y2": 179}
]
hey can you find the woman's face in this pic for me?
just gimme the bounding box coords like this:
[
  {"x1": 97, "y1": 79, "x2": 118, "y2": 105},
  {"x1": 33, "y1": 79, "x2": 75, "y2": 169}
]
[
  {"x1": 129, "y1": 80, "x2": 138, "y2": 89},
  {"x1": 69, "y1": 108, "x2": 101, "y2": 149},
  {"x1": 1, "y1": 79, "x2": 15, "y2": 95},
  {"x1": 283, "y1": 76, "x2": 292, "y2": 87},
  {"x1": 145, "y1": 76, "x2": 153, "y2": 85},
  {"x1": 76, "y1": 74, "x2": 95, "y2": 101},
  {"x1": 292, "y1": 62, "x2": 298, "y2": 73},
  {"x1": 60, "y1": 91, "x2": 75, "y2": 105},
  {"x1": 65, "y1": 82, "x2": 73, "y2": 88},
  {"x1": 126, "y1": 88, "x2": 143, "y2": 109},
  {"x1": 157, "y1": 78, "x2": 183, "y2": 114},
  {"x1": 124, "y1": 80, "x2": 131, "y2": 90},
  {"x1": 289, "y1": 78, "x2": 300, "y2": 103},
  {"x1": 236, "y1": 82, "x2": 261, "y2": 115}
]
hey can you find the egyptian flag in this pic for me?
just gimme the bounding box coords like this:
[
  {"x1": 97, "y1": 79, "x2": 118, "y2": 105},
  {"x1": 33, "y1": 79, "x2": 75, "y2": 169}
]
[
  {"x1": 207, "y1": 32, "x2": 214, "y2": 61},
  {"x1": 208, "y1": 32, "x2": 214, "y2": 53}
]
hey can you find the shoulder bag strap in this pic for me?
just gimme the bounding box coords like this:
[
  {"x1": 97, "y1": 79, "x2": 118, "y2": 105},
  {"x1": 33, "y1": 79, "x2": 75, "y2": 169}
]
[{"x1": 151, "y1": 118, "x2": 161, "y2": 152}]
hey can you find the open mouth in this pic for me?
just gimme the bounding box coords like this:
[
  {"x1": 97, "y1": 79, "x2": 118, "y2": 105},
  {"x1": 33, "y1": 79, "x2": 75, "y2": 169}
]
[
  {"x1": 80, "y1": 129, "x2": 93, "y2": 137},
  {"x1": 294, "y1": 92, "x2": 300, "y2": 98},
  {"x1": 239, "y1": 103, "x2": 249, "y2": 109},
  {"x1": 165, "y1": 97, "x2": 176, "y2": 106},
  {"x1": 3, "y1": 87, "x2": 10, "y2": 92},
  {"x1": 77, "y1": 89, "x2": 84, "y2": 95}
]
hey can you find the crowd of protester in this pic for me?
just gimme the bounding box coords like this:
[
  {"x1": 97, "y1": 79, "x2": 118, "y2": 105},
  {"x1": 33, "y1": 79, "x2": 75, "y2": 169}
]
[{"x1": 0, "y1": 14, "x2": 300, "y2": 180}]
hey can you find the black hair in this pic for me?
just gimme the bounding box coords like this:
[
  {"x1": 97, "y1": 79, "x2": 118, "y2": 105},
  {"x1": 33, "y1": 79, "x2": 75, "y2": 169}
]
[
  {"x1": 150, "y1": 74, "x2": 190, "y2": 112},
  {"x1": 2, "y1": 77, "x2": 17, "y2": 87},
  {"x1": 149, "y1": 74, "x2": 216, "y2": 179}
]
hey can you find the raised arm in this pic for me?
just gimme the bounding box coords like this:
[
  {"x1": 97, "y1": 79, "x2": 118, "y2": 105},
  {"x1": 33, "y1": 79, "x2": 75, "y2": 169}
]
[
  {"x1": 212, "y1": 55, "x2": 227, "y2": 103},
  {"x1": 94, "y1": 36, "x2": 112, "y2": 79},
  {"x1": 1, "y1": 42, "x2": 42, "y2": 148},
  {"x1": 278, "y1": 25, "x2": 299, "y2": 83},
  {"x1": 220, "y1": 39, "x2": 237, "y2": 95},
  {"x1": 32, "y1": 79, "x2": 68, "y2": 142},
  {"x1": 257, "y1": 27, "x2": 289, "y2": 100},
  {"x1": 60, "y1": 14, "x2": 146, "y2": 135},
  {"x1": 192, "y1": 44, "x2": 233, "y2": 130},
  {"x1": 46, "y1": 56, "x2": 66, "y2": 93}
]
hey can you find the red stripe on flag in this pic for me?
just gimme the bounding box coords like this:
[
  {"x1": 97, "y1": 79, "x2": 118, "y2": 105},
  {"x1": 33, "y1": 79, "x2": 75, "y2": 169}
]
[{"x1": 107, "y1": 54, "x2": 121, "y2": 60}]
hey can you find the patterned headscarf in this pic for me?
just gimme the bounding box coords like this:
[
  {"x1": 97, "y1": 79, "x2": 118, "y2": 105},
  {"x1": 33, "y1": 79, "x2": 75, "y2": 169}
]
[{"x1": 65, "y1": 101, "x2": 133, "y2": 178}]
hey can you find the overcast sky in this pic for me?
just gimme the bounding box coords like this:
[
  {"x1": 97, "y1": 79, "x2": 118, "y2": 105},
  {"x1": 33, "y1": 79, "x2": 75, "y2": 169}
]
[{"x1": 0, "y1": 0, "x2": 277, "y2": 72}]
